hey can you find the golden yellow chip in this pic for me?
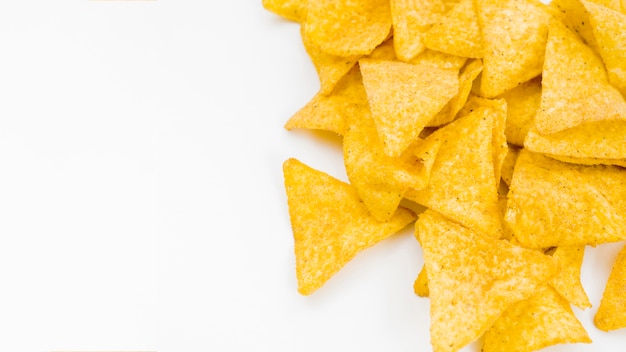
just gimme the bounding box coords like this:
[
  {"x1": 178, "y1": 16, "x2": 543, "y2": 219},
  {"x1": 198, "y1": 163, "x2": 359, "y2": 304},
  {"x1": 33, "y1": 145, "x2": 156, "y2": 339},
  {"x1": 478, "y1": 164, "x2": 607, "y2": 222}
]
[
  {"x1": 475, "y1": 0, "x2": 549, "y2": 98},
  {"x1": 300, "y1": 26, "x2": 361, "y2": 96},
  {"x1": 584, "y1": 0, "x2": 626, "y2": 97},
  {"x1": 499, "y1": 76, "x2": 541, "y2": 147},
  {"x1": 343, "y1": 105, "x2": 429, "y2": 221},
  {"x1": 588, "y1": 0, "x2": 622, "y2": 11},
  {"x1": 524, "y1": 120, "x2": 626, "y2": 166},
  {"x1": 423, "y1": 0, "x2": 484, "y2": 58},
  {"x1": 417, "y1": 210, "x2": 556, "y2": 352},
  {"x1": 303, "y1": 0, "x2": 392, "y2": 57},
  {"x1": 505, "y1": 150, "x2": 626, "y2": 248},
  {"x1": 413, "y1": 265, "x2": 429, "y2": 297},
  {"x1": 428, "y1": 59, "x2": 483, "y2": 127},
  {"x1": 550, "y1": 245, "x2": 591, "y2": 309},
  {"x1": 455, "y1": 96, "x2": 508, "y2": 186},
  {"x1": 390, "y1": 0, "x2": 446, "y2": 61},
  {"x1": 283, "y1": 158, "x2": 416, "y2": 295},
  {"x1": 406, "y1": 102, "x2": 503, "y2": 236},
  {"x1": 533, "y1": 20, "x2": 626, "y2": 135},
  {"x1": 483, "y1": 286, "x2": 591, "y2": 352},
  {"x1": 408, "y1": 49, "x2": 468, "y2": 70},
  {"x1": 550, "y1": 0, "x2": 600, "y2": 52},
  {"x1": 359, "y1": 58, "x2": 459, "y2": 157},
  {"x1": 262, "y1": 0, "x2": 306, "y2": 22},
  {"x1": 366, "y1": 38, "x2": 397, "y2": 61},
  {"x1": 285, "y1": 66, "x2": 367, "y2": 135},
  {"x1": 595, "y1": 244, "x2": 626, "y2": 331},
  {"x1": 500, "y1": 144, "x2": 520, "y2": 188}
]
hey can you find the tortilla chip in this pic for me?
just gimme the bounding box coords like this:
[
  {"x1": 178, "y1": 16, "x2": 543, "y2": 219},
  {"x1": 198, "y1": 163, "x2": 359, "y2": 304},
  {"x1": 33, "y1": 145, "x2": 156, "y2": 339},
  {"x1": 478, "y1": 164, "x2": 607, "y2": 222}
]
[
  {"x1": 475, "y1": 0, "x2": 550, "y2": 98},
  {"x1": 456, "y1": 96, "x2": 508, "y2": 186},
  {"x1": 500, "y1": 144, "x2": 520, "y2": 188},
  {"x1": 408, "y1": 49, "x2": 468, "y2": 70},
  {"x1": 583, "y1": 0, "x2": 626, "y2": 97},
  {"x1": 549, "y1": 0, "x2": 600, "y2": 53},
  {"x1": 366, "y1": 38, "x2": 397, "y2": 61},
  {"x1": 483, "y1": 286, "x2": 591, "y2": 352},
  {"x1": 499, "y1": 76, "x2": 541, "y2": 147},
  {"x1": 303, "y1": 0, "x2": 392, "y2": 57},
  {"x1": 343, "y1": 105, "x2": 429, "y2": 221},
  {"x1": 360, "y1": 59, "x2": 459, "y2": 157},
  {"x1": 534, "y1": 19, "x2": 626, "y2": 135},
  {"x1": 283, "y1": 158, "x2": 416, "y2": 295},
  {"x1": 391, "y1": 0, "x2": 446, "y2": 61},
  {"x1": 405, "y1": 103, "x2": 503, "y2": 236},
  {"x1": 418, "y1": 210, "x2": 556, "y2": 352},
  {"x1": 423, "y1": 0, "x2": 484, "y2": 58},
  {"x1": 285, "y1": 66, "x2": 367, "y2": 135},
  {"x1": 414, "y1": 265, "x2": 430, "y2": 297},
  {"x1": 428, "y1": 59, "x2": 483, "y2": 127},
  {"x1": 262, "y1": 0, "x2": 307, "y2": 22},
  {"x1": 550, "y1": 246, "x2": 591, "y2": 309},
  {"x1": 595, "y1": 244, "x2": 626, "y2": 331},
  {"x1": 505, "y1": 150, "x2": 626, "y2": 248},
  {"x1": 524, "y1": 120, "x2": 626, "y2": 165},
  {"x1": 300, "y1": 26, "x2": 361, "y2": 95}
]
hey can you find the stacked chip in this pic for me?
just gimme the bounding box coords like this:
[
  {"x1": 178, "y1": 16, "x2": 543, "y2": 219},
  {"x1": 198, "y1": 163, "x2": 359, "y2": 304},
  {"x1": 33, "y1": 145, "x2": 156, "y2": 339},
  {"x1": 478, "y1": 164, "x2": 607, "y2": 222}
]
[{"x1": 264, "y1": 0, "x2": 626, "y2": 350}]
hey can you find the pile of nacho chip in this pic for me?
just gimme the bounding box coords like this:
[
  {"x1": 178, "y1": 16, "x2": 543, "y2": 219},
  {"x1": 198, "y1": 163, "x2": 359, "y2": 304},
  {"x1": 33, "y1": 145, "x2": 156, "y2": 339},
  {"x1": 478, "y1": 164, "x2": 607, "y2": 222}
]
[{"x1": 265, "y1": 0, "x2": 626, "y2": 350}]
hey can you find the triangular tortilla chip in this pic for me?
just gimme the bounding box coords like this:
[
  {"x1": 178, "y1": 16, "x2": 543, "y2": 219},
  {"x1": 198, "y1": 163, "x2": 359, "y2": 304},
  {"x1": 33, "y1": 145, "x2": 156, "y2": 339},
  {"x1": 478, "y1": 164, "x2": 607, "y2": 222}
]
[
  {"x1": 584, "y1": 0, "x2": 626, "y2": 97},
  {"x1": 483, "y1": 286, "x2": 591, "y2": 352},
  {"x1": 303, "y1": 0, "x2": 392, "y2": 57},
  {"x1": 390, "y1": 0, "x2": 446, "y2": 61},
  {"x1": 595, "y1": 244, "x2": 626, "y2": 331},
  {"x1": 475, "y1": 0, "x2": 550, "y2": 98},
  {"x1": 360, "y1": 59, "x2": 459, "y2": 157},
  {"x1": 550, "y1": 246, "x2": 591, "y2": 309},
  {"x1": 300, "y1": 26, "x2": 361, "y2": 95},
  {"x1": 505, "y1": 150, "x2": 626, "y2": 248},
  {"x1": 423, "y1": 0, "x2": 484, "y2": 58},
  {"x1": 417, "y1": 210, "x2": 556, "y2": 352},
  {"x1": 524, "y1": 120, "x2": 626, "y2": 166},
  {"x1": 458, "y1": 96, "x2": 509, "y2": 188},
  {"x1": 285, "y1": 66, "x2": 367, "y2": 135},
  {"x1": 428, "y1": 59, "x2": 483, "y2": 127},
  {"x1": 262, "y1": 0, "x2": 307, "y2": 22},
  {"x1": 283, "y1": 158, "x2": 416, "y2": 295},
  {"x1": 343, "y1": 106, "x2": 429, "y2": 221},
  {"x1": 534, "y1": 20, "x2": 626, "y2": 135},
  {"x1": 405, "y1": 102, "x2": 503, "y2": 235},
  {"x1": 550, "y1": 0, "x2": 600, "y2": 53},
  {"x1": 499, "y1": 76, "x2": 541, "y2": 147},
  {"x1": 413, "y1": 265, "x2": 430, "y2": 297}
]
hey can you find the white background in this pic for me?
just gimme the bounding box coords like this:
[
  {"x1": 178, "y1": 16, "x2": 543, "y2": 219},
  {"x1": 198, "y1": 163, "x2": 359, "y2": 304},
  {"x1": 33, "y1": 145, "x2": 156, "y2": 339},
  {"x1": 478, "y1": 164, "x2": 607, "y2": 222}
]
[{"x1": 0, "y1": 0, "x2": 624, "y2": 351}]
